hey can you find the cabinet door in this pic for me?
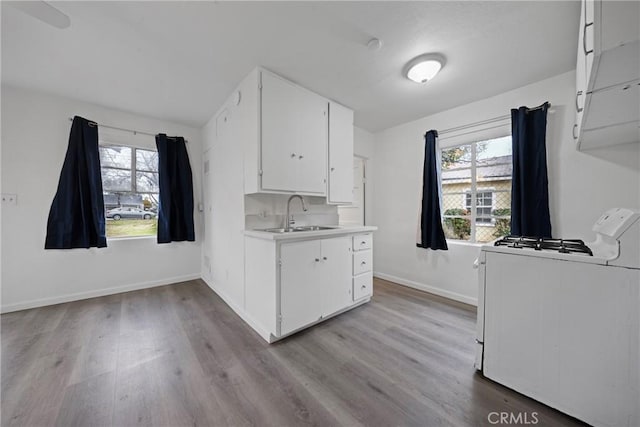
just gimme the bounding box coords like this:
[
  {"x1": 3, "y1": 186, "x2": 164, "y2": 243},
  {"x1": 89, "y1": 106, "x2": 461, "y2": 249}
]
[
  {"x1": 583, "y1": 0, "x2": 595, "y2": 90},
  {"x1": 280, "y1": 240, "x2": 323, "y2": 335},
  {"x1": 295, "y1": 96, "x2": 328, "y2": 194},
  {"x1": 261, "y1": 72, "x2": 300, "y2": 192},
  {"x1": 261, "y1": 72, "x2": 327, "y2": 194},
  {"x1": 320, "y1": 237, "x2": 353, "y2": 316},
  {"x1": 328, "y1": 102, "x2": 354, "y2": 204}
]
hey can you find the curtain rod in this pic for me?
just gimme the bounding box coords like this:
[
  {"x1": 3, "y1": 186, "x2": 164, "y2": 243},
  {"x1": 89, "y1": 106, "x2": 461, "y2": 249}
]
[
  {"x1": 67, "y1": 117, "x2": 188, "y2": 143},
  {"x1": 438, "y1": 102, "x2": 550, "y2": 137}
]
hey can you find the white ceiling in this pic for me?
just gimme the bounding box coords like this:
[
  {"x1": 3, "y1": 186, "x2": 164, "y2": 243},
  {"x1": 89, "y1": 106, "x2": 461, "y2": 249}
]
[{"x1": 2, "y1": 1, "x2": 580, "y2": 132}]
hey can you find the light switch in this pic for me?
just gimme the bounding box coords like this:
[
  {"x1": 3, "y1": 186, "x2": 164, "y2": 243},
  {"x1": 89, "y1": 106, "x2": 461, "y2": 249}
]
[{"x1": 1, "y1": 194, "x2": 17, "y2": 206}]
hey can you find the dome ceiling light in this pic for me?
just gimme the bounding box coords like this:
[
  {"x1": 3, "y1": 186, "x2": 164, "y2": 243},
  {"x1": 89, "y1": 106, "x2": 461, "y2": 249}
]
[{"x1": 404, "y1": 53, "x2": 446, "y2": 84}]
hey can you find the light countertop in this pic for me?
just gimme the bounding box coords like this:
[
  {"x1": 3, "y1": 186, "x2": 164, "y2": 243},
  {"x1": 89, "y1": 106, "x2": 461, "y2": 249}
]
[{"x1": 244, "y1": 225, "x2": 377, "y2": 241}]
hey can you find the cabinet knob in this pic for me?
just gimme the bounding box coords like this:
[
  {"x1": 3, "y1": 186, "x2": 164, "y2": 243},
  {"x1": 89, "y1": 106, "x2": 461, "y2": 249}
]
[
  {"x1": 330, "y1": 167, "x2": 335, "y2": 172},
  {"x1": 298, "y1": 155, "x2": 304, "y2": 160},
  {"x1": 361, "y1": 261, "x2": 366, "y2": 265},
  {"x1": 361, "y1": 285, "x2": 367, "y2": 289},
  {"x1": 291, "y1": 153, "x2": 296, "y2": 158},
  {"x1": 315, "y1": 258, "x2": 320, "y2": 262},
  {"x1": 323, "y1": 256, "x2": 327, "y2": 261},
  {"x1": 361, "y1": 241, "x2": 366, "y2": 245}
]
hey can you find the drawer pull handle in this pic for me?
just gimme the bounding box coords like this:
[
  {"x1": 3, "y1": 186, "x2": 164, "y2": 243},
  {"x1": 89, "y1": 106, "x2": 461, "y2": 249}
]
[
  {"x1": 583, "y1": 22, "x2": 593, "y2": 55},
  {"x1": 572, "y1": 124, "x2": 578, "y2": 140},
  {"x1": 575, "y1": 90, "x2": 584, "y2": 113}
]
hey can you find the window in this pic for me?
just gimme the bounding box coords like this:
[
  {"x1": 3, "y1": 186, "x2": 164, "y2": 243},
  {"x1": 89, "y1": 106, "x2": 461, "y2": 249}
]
[
  {"x1": 465, "y1": 191, "x2": 493, "y2": 225},
  {"x1": 440, "y1": 136, "x2": 512, "y2": 243},
  {"x1": 99, "y1": 145, "x2": 159, "y2": 238}
]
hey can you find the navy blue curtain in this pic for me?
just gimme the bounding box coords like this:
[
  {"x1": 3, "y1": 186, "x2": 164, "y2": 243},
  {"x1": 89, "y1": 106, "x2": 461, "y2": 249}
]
[
  {"x1": 45, "y1": 116, "x2": 106, "y2": 249},
  {"x1": 417, "y1": 130, "x2": 448, "y2": 250},
  {"x1": 510, "y1": 103, "x2": 552, "y2": 238},
  {"x1": 156, "y1": 134, "x2": 195, "y2": 244}
]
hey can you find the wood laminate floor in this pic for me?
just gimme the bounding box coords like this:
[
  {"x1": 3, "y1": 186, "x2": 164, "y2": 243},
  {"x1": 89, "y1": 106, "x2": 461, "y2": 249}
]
[{"x1": 1, "y1": 278, "x2": 585, "y2": 427}]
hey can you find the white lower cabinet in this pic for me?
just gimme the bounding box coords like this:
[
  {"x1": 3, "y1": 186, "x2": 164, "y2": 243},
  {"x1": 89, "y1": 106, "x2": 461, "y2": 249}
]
[
  {"x1": 244, "y1": 230, "x2": 375, "y2": 342},
  {"x1": 280, "y1": 236, "x2": 352, "y2": 335},
  {"x1": 280, "y1": 240, "x2": 324, "y2": 335},
  {"x1": 319, "y1": 237, "x2": 354, "y2": 317}
]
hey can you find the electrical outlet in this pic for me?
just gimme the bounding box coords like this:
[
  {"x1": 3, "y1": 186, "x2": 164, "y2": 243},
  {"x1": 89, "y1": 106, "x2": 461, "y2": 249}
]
[{"x1": 1, "y1": 194, "x2": 17, "y2": 206}]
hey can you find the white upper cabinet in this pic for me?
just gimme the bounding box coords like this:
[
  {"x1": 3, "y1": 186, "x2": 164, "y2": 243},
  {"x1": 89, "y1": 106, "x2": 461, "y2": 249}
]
[
  {"x1": 327, "y1": 101, "x2": 354, "y2": 204},
  {"x1": 261, "y1": 72, "x2": 328, "y2": 194},
  {"x1": 574, "y1": 0, "x2": 640, "y2": 150},
  {"x1": 232, "y1": 68, "x2": 353, "y2": 198}
]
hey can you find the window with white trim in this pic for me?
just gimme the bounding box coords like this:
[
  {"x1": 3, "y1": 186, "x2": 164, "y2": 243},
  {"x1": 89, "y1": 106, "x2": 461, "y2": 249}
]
[
  {"x1": 440, "y1": 135, "x2": 512, "y2": 243},
  {"x1": 99, "y1": 144, "x2": 159, "y2": 238}
]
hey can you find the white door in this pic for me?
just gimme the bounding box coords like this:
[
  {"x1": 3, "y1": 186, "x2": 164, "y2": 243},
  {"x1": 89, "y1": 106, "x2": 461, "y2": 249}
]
[
  {"x1": 261, "y1": 72, "x2": 327, "y2": 194},
  {"x1": 280, "y1": 240, "x2": 323, "y2": 335},
  {"x1": 320, "y1": 237, "x2": 353, "y2": 316},
  {"x1": 338, "y1": 157, "x2": 365, "y2": 226},
  {"x1": 202, "y1": 149, "x2": 214, "y2": 279},
  {"x1": 328, "y1": 102, "x2": 354, "y2": 204},
  {"x1": 210, "y1": 110, "x2": 230, "y2": 288}
]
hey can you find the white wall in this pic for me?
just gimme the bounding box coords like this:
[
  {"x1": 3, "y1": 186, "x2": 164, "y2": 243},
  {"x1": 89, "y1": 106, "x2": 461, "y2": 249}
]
[
  {"x1": 1, "y1": 85, "x2": 203, "y2": 312},
  {"x1": 372, "y1": 71, "x2": 640, "y2": 305}
]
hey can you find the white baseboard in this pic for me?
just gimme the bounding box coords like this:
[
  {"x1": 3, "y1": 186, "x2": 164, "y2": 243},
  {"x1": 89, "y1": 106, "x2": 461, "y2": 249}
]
[
  {"x1": 199, "y1": 276, "x2": 272, "y2": 343},
  {"x1": 373, "y1": 271, "x2": 478, "y2": 306},
  {"x1": 1, "y1": 273, "x2": 202, "y2": 314}
]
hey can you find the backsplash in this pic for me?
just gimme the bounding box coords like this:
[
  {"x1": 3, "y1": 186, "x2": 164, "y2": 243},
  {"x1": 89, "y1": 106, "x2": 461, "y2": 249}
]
[{"x1": 244, "y1": 194, "x2": 338, "y2": 230}]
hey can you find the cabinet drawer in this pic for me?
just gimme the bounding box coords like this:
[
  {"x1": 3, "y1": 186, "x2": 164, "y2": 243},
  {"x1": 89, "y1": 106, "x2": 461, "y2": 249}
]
[
  {"x1": 353, "y1": 250, "x2": 372, "y2": 275},
  {"x1": 353, "y1": 272, "x2": 373, "y2": 301},
  {"x1": 352, "y1": 234, "x2": 372, "y2": 251}
]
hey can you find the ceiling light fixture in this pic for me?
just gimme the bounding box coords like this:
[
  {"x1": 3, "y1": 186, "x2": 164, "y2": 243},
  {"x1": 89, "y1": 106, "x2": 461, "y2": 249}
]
[{"x1": 404, "y1": 53, "x2": 446, "y2": 84}]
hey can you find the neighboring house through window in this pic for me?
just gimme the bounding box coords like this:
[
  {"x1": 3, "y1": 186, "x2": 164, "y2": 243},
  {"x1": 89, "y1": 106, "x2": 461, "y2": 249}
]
[
  {"x1": 99, "y1": 144, "x2": 159, "y2": 238},
  {"x1": 440, "y1": 135, "x2": 512, "y2": 243}
]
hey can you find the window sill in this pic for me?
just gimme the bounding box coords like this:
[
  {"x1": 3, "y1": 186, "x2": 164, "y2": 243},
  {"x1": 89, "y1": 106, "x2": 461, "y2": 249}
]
[{"x1": 107, "y1": 235, "x2": 156, "y2": 242}]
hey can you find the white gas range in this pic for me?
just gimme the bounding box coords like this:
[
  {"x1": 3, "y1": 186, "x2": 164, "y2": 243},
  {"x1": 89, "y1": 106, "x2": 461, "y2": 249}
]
[{"x1": 475, "y1": 208, "x2": 640, "y2": 427}]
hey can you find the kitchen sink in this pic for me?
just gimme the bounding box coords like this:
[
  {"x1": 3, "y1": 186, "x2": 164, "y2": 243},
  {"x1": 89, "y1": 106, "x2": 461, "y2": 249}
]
[{"x1": 258, "y1": 225, "x2": 339, "y2": 233}]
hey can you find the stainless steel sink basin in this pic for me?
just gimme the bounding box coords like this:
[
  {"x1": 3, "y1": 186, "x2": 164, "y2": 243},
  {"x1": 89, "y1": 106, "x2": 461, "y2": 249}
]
[
  {"x1": 259, "y1": 228, "x2": 293, "y2": 233},
  {"x1": 295, "y1": 225, "x2": 338, "y2": 231},
  {"x1": 258, "y1": 225, "x2": 339, "y2": 233}
]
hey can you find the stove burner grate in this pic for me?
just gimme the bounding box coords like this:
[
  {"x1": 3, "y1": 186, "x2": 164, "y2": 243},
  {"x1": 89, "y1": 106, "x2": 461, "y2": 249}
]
[{"x1": 494, "y1": 235, "x2": 593, "y2": 256}]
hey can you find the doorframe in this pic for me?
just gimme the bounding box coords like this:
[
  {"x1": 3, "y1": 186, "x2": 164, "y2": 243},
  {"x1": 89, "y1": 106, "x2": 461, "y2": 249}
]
[{"x1": 355, "y1": 154, "x2": 367, "y2": 226}]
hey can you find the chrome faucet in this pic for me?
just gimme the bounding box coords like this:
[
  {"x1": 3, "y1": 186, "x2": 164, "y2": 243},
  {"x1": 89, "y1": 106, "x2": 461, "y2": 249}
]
[{"x1": 285, "y1": 195, "x2": 308, "y2": 230}]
